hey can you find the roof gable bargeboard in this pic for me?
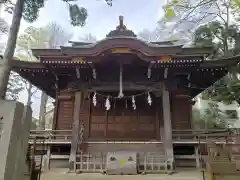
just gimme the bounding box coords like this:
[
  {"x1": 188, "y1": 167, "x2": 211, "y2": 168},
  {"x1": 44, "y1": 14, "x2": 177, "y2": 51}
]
[{"x1": 31, "y1": 38, "x2": 213, "y2": 61}]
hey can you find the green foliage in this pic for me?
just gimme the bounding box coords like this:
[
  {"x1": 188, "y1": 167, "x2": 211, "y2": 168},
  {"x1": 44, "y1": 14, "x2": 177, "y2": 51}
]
[
  {"x1": 69, "y1": 4, "x2": 88, "y2": 26},
  {"x1": 193, "y1": 19, "x2": 240, "y2": 104},
  {"x1": 6, "y1": 72, "x2": 24, "y2": 100},
  {"x1": 20, "y1": 0, "x2": 112, "y2": 27},
  {"x1": 231, "y1": 0, "x2": 240, "y2": 10},
  {"x1": 22, "y1": 0, "x2": 44, "y2": 23},
  {"x1": 192, "y1": 102, "x2": 236, "y2": 129},
  {"x1": 202, "y1": 75, "x2": 240, "y2": 104},
  {"x1": 0, "y1": 55, "x2": 24, "y2": 100},
  {"x1": 17, "y1": 26, "x2": 49, "y2": 50},
  {"x1": 162, "y1": 0, "x2": 178, "y2": 19},
  {"x1": 16, "y1": 22, "x2": 72, "y2": 56}
]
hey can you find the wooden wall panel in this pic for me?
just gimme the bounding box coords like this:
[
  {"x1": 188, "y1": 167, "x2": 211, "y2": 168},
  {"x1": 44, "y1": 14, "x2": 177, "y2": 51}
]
[
  {"x1": 89, "y1": 98, "x2": 157, "y2": 140},
  {"x1": 171, "y1": 96, "x2": 191, "y2": 130},
  {"x1": 90, "y1": 97, "x2": 105, "y2": 138},
  {"x1": 56, "y1": 100, "x2": 74, "y2": 130}
]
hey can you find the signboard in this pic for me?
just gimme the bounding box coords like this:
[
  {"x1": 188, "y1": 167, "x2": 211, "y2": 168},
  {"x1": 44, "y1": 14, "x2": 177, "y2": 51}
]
[
  {"x1": 158, "y1": 56, "x2": 172, "y2": 62},
  {"x1": 110, "y1": 48, "x2": 132, "y2": 54},
  {"x1": 72, "y1": 57, "x2": 85, "y2": 63}
]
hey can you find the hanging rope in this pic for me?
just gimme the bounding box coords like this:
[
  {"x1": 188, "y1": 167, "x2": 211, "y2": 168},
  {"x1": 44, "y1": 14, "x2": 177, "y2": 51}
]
[
  {"x1": 118, "y1": 63, "x2": 124, "y2": 98},
  {"x1": 95, "y1": 90, "x2": 153, "y2": 99}
]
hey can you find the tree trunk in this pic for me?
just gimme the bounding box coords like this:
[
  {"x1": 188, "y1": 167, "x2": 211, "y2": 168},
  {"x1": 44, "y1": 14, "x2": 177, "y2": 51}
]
[
  {"x1": 0, "y1": 0, "x2": 25, "y2": 99},
  {"x1": 39, "y1": 92, "x2": 48, "y2": 129}
]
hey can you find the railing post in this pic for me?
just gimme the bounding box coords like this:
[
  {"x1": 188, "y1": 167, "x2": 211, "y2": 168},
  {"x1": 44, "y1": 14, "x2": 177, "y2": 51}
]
[
  {"x1": 144, "y1": 153, "x2": 147, "y2": 172},
  {"x1": 45, "y1": 145, "x2": 51, "y2": 171},
  {"x1": 195, "y1": 145, "x2": 200, "y2": 168}
]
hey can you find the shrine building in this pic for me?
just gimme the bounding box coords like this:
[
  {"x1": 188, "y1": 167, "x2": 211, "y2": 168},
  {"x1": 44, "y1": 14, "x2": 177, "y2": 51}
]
[{"x1": 10, "y1": 16, "x2": 240, "y2": 173}]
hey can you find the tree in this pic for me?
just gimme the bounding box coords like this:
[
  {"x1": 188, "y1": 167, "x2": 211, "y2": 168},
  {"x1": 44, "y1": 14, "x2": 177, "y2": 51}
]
[
  {"x1": 5, "y1": 72, "x2": 24, "y2": 100},
  {"x1": 16, "y1": 26, "x2": 48, "y2": 106},
  {"x1": 16, "y1": 23, "x2": 71, "y2": 129},
  {"x1": 0, "y1": 18, "x2": 8, "y2": 34},
  {"x1": 162, "y1": 0, "x2": 240, "y2": 44},
  {"x1": 138, "y1": 29, "x2": 158, "y2": 41},
  {"x1": 0, "y1": 0, "x2": 113, "y2": 99},
  {"x1": 0, "y1": 16, "x2": 23, "y2": 100},
  {"x1": 46, "y1": 22, "x2": 72, "y2": 47},
  {"x1": 192, "y1": 20, "x2": 240, "y2": 104},
  {"x1": 193, "y1": 21, "x2": 240, "y2": 56},
  {"x1": 192, "y1": 102, "x2": 236, "y2": 129},
  {"x1": 0, "y1": 55, "x2": 24, "y2": 100},
  {"x1": 79, "y1": 33, "x2": 97, "y2": 42},
  {"x1": 137, "y1": 28, "x2": 184, "y2": 43},
  {"x1": 163, "y1": 0, "x2": 240, "y2": 105},
  {"x1": 39, "y1": 22, "x2": 72, "y2": 129}
]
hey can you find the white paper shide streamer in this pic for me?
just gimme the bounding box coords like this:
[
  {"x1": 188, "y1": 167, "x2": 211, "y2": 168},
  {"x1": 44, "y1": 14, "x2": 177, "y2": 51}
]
[
  {"x1": 93, "y1": 92, "x2": 97, "y2": 106},
  {"x1": 132, "y1": 95, "x2": 136, "y2": 110},
  {"x1": 147, "y1": 92, "x2": 152, "y2": 106},
  {"x1": 105, "y1": 96, "x2": 111, "y2": 111}
]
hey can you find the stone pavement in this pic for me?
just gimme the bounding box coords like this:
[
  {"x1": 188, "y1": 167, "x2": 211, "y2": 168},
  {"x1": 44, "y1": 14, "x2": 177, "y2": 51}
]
[{"x1": 40, "y1": 169, "x2": 203, "y2": 180}]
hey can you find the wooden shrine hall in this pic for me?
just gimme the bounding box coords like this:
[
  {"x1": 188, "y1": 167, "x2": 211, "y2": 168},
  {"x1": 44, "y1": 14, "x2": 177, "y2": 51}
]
[{"x1": 10, "y1": 16, "x2": 240, "y2": 173}]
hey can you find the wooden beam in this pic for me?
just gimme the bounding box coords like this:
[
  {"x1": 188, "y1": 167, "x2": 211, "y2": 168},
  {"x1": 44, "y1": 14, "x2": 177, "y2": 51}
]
[
  {"x1": 69, "y1": 91, "x2": 83, "y2": 171},
  {"x1": 85, "y1": 82, "x2": 163, "y2": 92}
]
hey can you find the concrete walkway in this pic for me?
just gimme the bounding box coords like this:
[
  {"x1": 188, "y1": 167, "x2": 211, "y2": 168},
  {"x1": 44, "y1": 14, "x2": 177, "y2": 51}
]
[{"x1": 40, "y1": 169, "x2": 203, "y2": 180}]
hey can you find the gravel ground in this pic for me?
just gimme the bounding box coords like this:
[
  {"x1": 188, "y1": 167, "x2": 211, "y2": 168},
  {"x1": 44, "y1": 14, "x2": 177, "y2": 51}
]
[{"x1": 40, "y1": 169, "x2": 203, "y2": 180}]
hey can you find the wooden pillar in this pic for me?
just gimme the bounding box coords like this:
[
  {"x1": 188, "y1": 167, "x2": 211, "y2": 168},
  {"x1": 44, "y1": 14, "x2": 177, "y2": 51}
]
[
  {"x1": 69, "y1": 91, "x2": 83, "y2": 171},
  {"x1": 162, "y1": 85, "x2": 174, "y2": 162},
  {"x1": 52, "y1": 97, "x2": 59, "y2": 130}
]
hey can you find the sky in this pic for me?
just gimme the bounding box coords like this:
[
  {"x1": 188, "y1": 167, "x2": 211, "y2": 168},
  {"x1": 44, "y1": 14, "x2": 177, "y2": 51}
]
[
  {"x1": 1, "y1": 0, "x2": 166, "y2": 118},
  {"x1": 3, "y1": 0, "x2": 165, "y2": 39}
]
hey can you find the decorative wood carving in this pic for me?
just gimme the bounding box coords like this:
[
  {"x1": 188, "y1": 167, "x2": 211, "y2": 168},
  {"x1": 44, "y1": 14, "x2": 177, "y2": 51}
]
[
  {"x1": 110, "y1": 47, "x2": 132, "y2": 54},
  {"x1": 72, "y1": 57, "x2": 85, "y2": 63}
]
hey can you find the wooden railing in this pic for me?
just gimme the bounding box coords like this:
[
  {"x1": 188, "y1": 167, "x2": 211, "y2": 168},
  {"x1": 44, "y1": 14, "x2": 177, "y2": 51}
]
[
  {"x1": 28, "y1": 128, "x2": 240, "y2": 143},
  {"x1": 172, "y1": 129, "x2": 240, "y2": 141}
]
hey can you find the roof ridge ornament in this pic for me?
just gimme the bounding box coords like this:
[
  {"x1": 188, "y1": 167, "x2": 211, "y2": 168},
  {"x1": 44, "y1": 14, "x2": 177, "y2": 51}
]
[
  {"x1": 119, "y1": 15, "x2": 124, "y2": 27},
  {"x1": 106, "y1": 16, "x2": 137, "y2": 38}
]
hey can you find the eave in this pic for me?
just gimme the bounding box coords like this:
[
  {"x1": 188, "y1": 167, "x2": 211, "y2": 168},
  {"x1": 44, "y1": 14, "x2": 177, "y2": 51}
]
[
  {"x1": 188, "y1": 56, "x2": 240, "y2": 97},
  {"x1": 10, "y1": 60, "x2": 56, "y2": 98},
  {"x1": 10, "y1": 56, "x2": 240, "y2": 99}
]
